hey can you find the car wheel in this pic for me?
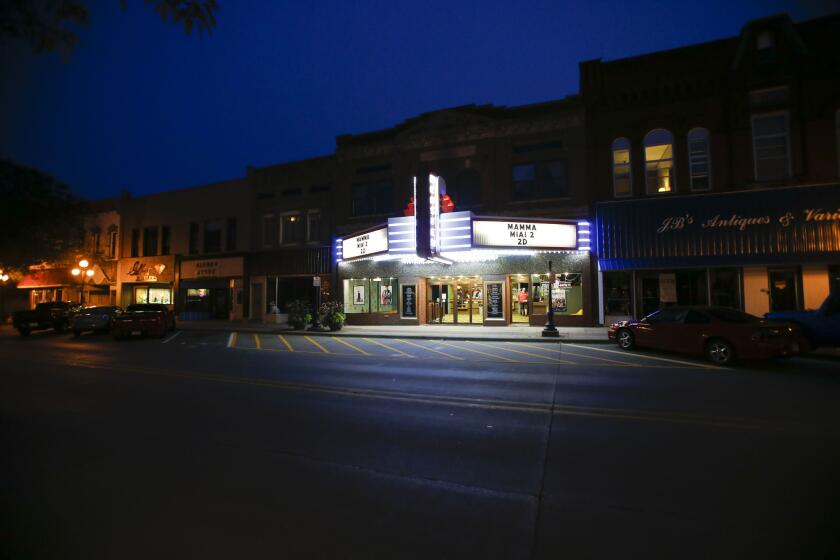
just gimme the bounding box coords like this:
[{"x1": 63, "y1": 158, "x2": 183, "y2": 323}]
[
  {"x1": 706, "y1": 338, "x2": 735, "y2": 365},
  {"x1": 617, "y1": 328, "x2": 635, "y2": 350}
]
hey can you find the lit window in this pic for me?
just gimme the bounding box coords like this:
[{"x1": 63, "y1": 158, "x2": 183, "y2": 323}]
[
  {"x1": 612, "y1": 138, "x2": 632, "y2": 197},
  {"x1": 644, "y1": 129, "x2": 674, "y2": 193},
  {"x1": 751, "y1": 112, "x2": 790, "y2": 181},
  {"x1": 281, "y1": 214, "x2": 302, "y2": 244},
  {"x1": 687, "y1": 128, "x2": 712, "y2": 191}
]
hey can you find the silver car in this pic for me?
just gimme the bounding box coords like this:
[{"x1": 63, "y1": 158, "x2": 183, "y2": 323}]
[{"x1": 72, "y1": 306, "x2": 123, "y2": 336}]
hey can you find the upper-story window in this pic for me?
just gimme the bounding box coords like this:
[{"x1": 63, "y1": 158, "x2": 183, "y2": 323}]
[
  {"x1": 130, "y1": 228, "x2": 140, "y2": 257},
  {"x1": 189, "y1": 222, "x2": 200, "y2": 255},
  {"x1": 756, "y1": 31, "x2": 776, "y2": 63},
  {"x1": 835, "y1": 109, "x2": 840, "y2": 177},
  {"x1": 262, "y1": 214, "x2": 276, "y2": 248},
  {"x1": 226, "y1": 218, "x2": 237, "y2": 251},
  {"x1": 687, "y1": 128, "x2": 712, "y2": 191},
  {"x1": 91, "y1": 228, "x2": 101, "y2": 254},
  {"x1": 203, "y1": 220, "x2": 223, "y2": 253},
  {"x1": 142, "y1": 227, "x2": 158, "y2": 256},
  {"x1": 751, "y1": 112, "x2": 791, "y2": 181},
  {"x1": 352, "y1": 182, "x2": 393, "y2": 217},
  {"x1": 644, "y1": 129, "x2": 674, "y2": 194},
  {"x1": 307, "y1": 210, "x2": 321, "y2": 243},
  {"x1": 612, "y1": 137, "x2": 632, "y2": 197},
  {"x1": 281, "y1": 213, "x2": 302, "y2": 244},
  {"x1": 161, "y1": 226, "x2": 171, "y2": 256},
  {"x1": 511, "y1": 160, "x2": 568, "y2": 200},
  {"x1": 108, "y1": 227, "x2": 118, "y2": 258}
]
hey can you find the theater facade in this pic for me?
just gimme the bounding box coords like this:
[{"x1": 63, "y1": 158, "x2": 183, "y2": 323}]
[{"x1": 337, "y1": 176, "x2": 594, "y2": 326}]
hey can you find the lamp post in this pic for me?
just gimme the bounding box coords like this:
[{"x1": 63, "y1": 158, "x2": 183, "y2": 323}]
[
  {"x1": 542, "y1": 260, "x2": 559, "y2": 338},
  {"x1": 71, "y1": 259, "x2": 95, "y2": 306},
  {"x1": 0, "y1": 270, "x2": 9, "y2": 325}
]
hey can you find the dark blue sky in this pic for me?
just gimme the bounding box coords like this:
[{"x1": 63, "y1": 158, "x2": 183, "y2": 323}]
[{"x1": 0, "y1": 0, "x2": 833, "y2": 199}]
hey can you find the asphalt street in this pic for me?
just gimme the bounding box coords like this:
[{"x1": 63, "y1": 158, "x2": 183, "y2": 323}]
[{"x1": 1, "y1": 327, "x2": 839, "y2": 559}]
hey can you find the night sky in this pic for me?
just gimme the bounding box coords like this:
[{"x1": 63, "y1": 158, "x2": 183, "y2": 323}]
[{"x1": 0, "y1": 0, "x2": 834, "y2": 200}]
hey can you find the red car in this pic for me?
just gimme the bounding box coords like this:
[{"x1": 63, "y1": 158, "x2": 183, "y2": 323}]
[
  {"x1": 608, "y1": 306, "x2": 804, "y2": 365},
  {"x1": 111, "y1": 304, "x2": 175, "y2": 340}
]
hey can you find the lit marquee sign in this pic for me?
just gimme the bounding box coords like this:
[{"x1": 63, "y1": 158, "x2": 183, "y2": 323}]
[
  {"x1": 472, "y1": 220, "x2": 577, "y2": 250},
  {"x1": 341, "y1": 226, "x2": 389, "y2": 260}
]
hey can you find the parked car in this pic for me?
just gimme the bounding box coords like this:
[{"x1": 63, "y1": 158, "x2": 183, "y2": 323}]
[
  {"x1": 764, "y1": 293, "x2": 840, "y2": 350},
  {"x1": 13, "y1": 301, "x2": 82, "y2": 336},
  {"x1": 72, "y1": 306, "x2": 123, "y2": 336},
  {"x1": 608, "y1": 306, "x2": 804, "y2": 365},
  {"x1": 111, "y1": 304, "x2": 175, "y2": 340}
]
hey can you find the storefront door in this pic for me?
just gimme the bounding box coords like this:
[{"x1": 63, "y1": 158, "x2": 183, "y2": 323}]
[
  {"x1": 427, "y1": 277, "x2": 483, "y2": 324},
  {"x1": 769, "y1": 268, "x2": 801, "y2": 312}
]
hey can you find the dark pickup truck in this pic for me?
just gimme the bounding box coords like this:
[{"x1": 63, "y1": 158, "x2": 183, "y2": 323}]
[
  {"x1": 765, "y1": 293, "x2": 840, "y2": 350},
  {"x1": 13, "y1": 301, "x2": 82, "y2": 336}
]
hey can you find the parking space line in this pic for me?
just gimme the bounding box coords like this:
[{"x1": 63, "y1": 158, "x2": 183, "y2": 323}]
[
  {"x1": 556, "y1": 348, "x2": 648, "y2": 367},
  {"x1": 331, "y1": 337, "x2": 371, "y2": 355},
  {"x1": 436, "y1": 340, "x2": 519, "y2": 363},
  {"x1": 227, "y1": 332, "x2": 238, "y2": 348},
  {"x1": 305, "y1": 335, "x2": 330, "y2": 353},
  {"x1": 253, "y1": 334, "x2": 261, "y2": 350},
  {"x1": 162, "y1": 331, "x2": 182, "y2": 344},
  {"x1": 563, "y1": 343, "x2": 721, "y2": 370},
  {"x1": 471, "y1": 340, "x2": 574, "y2": 364},
  {"x1": 277, "y1": 335, "x2": 294, "y2": 352},
  {"x1": 363, "y1": 337, "x2": 414, "y2": 357},
  {"x1": 396, "y1": 338, "x2": 464, "y2": 360}
]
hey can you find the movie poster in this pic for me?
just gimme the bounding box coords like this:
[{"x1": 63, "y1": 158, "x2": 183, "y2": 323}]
[{"x1": 353, "y1": 285, "x2": 365, "y2": 306}]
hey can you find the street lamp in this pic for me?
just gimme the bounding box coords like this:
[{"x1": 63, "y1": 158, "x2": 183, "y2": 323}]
[
  {"x1": 71, "y1": 259, "x2": 95, "y2": 305},
  {"x1": 0, "y1": 270, "x2": 9, "y2": 325}
]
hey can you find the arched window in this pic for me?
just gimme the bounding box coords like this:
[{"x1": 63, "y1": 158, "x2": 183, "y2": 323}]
[
  {"x1": 687, "y1": 128, "x2": 711, "y2": 191},
  {"x1": 611, "y1": 137, "x2": 632, "y2": 197},
  {"x1": 644, "y1": 129, "x2": 674, "y2": 194}
]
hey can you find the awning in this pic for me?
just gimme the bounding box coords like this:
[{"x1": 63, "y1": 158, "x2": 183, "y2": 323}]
[{"x1": 18, "y1": 265, "x2": 112, "y2": 289}]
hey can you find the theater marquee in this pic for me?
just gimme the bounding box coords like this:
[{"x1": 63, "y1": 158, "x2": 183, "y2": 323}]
[
  {"x1": 472, "y1": 220, "x2": 578, "y2": 250},
  {"x1": 341, "y1": 226, "x2": 389, "y2": 261}
]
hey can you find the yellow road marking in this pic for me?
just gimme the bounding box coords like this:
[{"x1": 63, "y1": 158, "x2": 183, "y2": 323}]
[
  {"x1": 557, "y1": 348, "x2": 647, "y2": 367},
  {"x1": 396, "y1": 338, "x2": 464, "y2": 360},
  {"x1": 227, "y1": 332, "x2": 238, "y2": 348},
  {"x1": 331, "y1": 336, "x2": 371, "y2": 355},
  {"x1": 435, "y1": 340, "x2": 519, "y2": 363},
  {"x1": 253, "y1": 334, "x2": 261, "y2": 350},
  {"x1": 304, "y1": 335, "x2": 330, "y2": 353},
  {"x1": 563, "y1": 343, "x2": 721, "y2": 370},
  {"x1": 277, "y1": 335, "x2": 294, "y2": 352},
  {"x1": 471, "y1": 340, "x2": 576, "y2": 364},
  {"x1": 363, "y1": 337, "x2": 414, "y2": 357}
]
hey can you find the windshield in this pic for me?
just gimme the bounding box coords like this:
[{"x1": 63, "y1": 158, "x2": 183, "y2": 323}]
[{"x1": 707, "y1": 307, "x2": 760, "y2": 323}]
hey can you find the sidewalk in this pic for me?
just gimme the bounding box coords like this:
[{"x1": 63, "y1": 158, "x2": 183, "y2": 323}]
[{"x1": 175, "y1": 320, "x2": 609, "y2": 343}]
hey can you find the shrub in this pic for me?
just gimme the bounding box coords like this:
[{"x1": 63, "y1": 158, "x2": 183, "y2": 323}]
[
  {"x1": 286, "y1": 300, "x2": 311, "y2": 330},
  {"x1": 320, "y1": 300, "x2": 346, "y2": 331}
]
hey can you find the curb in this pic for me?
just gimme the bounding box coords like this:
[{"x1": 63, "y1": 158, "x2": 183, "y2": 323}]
[{"x1": 175, "y1": 323, "x2": 610, "y2": 344}]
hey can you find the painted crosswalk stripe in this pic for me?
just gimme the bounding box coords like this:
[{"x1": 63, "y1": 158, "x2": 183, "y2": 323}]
[
  {"x1": 396, "y1": 338, "x2": 464, "y2": 360},
  {"x1": 277, "y1": 335, "x2": 294, "y2": 352},
  {"x1": 363, "y1": 338, "x2": 414, "y2": 357},
  {"x1": 331, "y1": 337, "x2": 371, "y2": 355},
  {"x1": 227, "y1": 332, "x2": 238, "y2": 348},
  {"x1": 305, "y1": 335, "x2": 330, "y2": 353}
]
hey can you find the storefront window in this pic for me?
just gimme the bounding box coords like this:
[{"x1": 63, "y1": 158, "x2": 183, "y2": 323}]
[
  {"x1": 710, "y1": 268, "x2": 741, "y2": 309},
  {"x1": 135, "y1": 287, "x2": 172, "y2": 304},
  {"x1": 343, "y1": 278, "x2": 398, "y2": 314},
  {"x1": 603, "y1": 271, "x2": 632, "y2": 316},
  {"x1": 185, "y1": 288, "x2": 210, "y2": 311},
  {"x1": 531, "y1": 272, "x2": 583, "y2": 315}
]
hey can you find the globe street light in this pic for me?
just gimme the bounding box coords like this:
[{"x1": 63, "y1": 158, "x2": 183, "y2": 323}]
[
  {"x1": 72, "y1": 259, "x2": 94, "y2": 305},
  {"x1": 0, "y1": 270, "x2": 8, "y2": 325}
]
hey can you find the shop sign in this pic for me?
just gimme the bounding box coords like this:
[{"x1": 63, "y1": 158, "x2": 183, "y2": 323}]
[
  {"x1": 181, "y1": 257, "x2": 244, "y2": 280},
  {"x1": 121, "y1": 256, "x2": 174, "y2": 283},
  {"x1": 342, "y1": 227, "x2": 388, "y2": 260},
  {"x1": 472, "y1": 220, "x2": 577, "y2": 250},
  {"x1": 486, "y1": 282, "x2": 504, "y2": 320},
  {"x1": 401, "y1": 285, "x2": 417, "y2": 318}
]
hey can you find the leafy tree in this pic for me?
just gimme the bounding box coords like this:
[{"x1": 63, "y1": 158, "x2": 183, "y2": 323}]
[
  {"x1": 0, "y1": 0, "x2": 218, "y2": 59},
  {"x1": 0, "y1": 159, "x2": 88, "y2": 273}
]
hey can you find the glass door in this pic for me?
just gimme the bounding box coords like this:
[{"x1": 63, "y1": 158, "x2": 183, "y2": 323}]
[
  {"x1": 427, "y1": 282, "x2": 455, "y2": 323},
  {"x1": 510, "y1": 275, "x2": 530, "y2": 323},
  {"x1": 455, "y1": 279, "x2": 483, "y2": 324},
  {"x1": 768, "y1": 268, "x2": 801, "y2": 312}
]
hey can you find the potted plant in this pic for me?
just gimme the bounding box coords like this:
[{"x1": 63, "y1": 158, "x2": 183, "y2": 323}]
[
  {"x1": 286, "y1": 300, "x2": 311, "y2": 330},
  {"x1": 320, "y1": 300, "x2": 346, "y2": 331}
]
